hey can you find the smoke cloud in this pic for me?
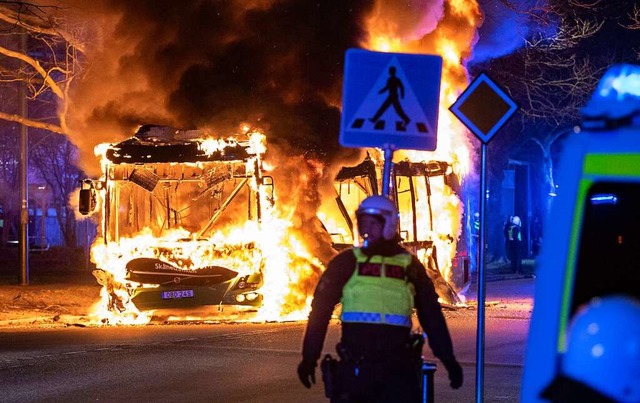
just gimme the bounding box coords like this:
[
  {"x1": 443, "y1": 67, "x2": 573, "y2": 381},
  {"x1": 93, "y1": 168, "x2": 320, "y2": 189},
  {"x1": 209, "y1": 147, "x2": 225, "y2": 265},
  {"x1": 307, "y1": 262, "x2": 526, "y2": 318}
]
[
  {"x1": 55, "y1": 0, "x2": 390, "y2": 264},
  {"x1": 52, "y1": 0, "x2": 483, "y2": 265},
  {"x1": 472, "y1": 0, "x2": 551, "y2": 64},
  {"x1": 367, "y1": 0, "x2": 445, "y2": 42},
  {"x1": 61, "y1": 0, "x2": 378, "y2": 176}
]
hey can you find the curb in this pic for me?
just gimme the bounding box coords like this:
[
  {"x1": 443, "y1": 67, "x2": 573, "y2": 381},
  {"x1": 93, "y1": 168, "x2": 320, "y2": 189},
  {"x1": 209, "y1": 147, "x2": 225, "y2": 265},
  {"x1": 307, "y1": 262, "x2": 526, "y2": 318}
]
[{"x1": 0, "y1": 314, "x2": 94, "y2": 329}]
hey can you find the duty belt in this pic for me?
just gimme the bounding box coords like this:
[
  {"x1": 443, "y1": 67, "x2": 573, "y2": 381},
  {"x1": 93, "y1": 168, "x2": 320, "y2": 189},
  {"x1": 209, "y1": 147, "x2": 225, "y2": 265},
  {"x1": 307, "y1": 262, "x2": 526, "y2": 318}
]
[{"x1": 341, "y1": 311, "x2": 412, "y2": 327}]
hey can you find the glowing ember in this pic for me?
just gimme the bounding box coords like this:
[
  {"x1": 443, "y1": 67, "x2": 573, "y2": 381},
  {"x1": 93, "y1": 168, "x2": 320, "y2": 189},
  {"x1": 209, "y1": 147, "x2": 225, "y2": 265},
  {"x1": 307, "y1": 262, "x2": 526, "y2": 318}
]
[{"x1": 198, "y1": 138, "x2": 238, "y2": 155}]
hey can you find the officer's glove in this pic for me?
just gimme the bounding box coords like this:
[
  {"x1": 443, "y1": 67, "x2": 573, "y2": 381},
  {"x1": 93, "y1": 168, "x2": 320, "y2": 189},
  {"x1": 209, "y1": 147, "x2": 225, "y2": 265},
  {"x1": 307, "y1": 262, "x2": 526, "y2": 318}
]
[
  {"x1": 442, "y1": 356, "x2": 463, "y2": 389},
  {"x1": 297, "y1": 359, "x2": 316, "y2": 389}
]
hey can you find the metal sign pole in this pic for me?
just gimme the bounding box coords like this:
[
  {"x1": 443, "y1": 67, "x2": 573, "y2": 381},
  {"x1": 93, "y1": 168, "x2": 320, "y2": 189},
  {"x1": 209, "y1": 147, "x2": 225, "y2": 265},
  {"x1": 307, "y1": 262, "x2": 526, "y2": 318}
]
[
  {"x1": 381, "y1": 146, "x2": 395, "y2": 197},
  {"x1": 475, "y1": 142, "x2": 487, "y2": 402},
  {"x1": 19, "y1": 29, "x2": 29, "y2": 286},
  {"x1": 448, "y1": 71, "x2": 518, "y2": 403}
]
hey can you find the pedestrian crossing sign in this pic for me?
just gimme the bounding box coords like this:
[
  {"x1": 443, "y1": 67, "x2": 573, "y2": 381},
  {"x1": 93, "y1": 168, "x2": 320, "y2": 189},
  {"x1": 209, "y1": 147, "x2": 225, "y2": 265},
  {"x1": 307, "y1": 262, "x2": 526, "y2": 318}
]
[{"x1": 340, "y1": 49, "x2": 442, "y2": 151}]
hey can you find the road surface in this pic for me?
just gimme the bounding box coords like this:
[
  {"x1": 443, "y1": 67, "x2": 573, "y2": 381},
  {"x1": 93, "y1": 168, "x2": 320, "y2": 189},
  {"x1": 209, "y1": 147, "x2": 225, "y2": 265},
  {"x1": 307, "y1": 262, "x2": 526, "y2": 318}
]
[{"x1": 0, "y1": 278, "x2": 533, "y2": 402}]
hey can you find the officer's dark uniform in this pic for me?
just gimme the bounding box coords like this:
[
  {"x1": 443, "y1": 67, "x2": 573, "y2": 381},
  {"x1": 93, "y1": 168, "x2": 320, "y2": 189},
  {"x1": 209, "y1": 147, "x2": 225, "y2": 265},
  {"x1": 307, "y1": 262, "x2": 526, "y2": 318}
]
[
  {"x1": 504, "y1": 219, "x2": 522, "y2": 273},
  {"x1": 300, "y1": 238, "x2": 462, "y2": 402}
]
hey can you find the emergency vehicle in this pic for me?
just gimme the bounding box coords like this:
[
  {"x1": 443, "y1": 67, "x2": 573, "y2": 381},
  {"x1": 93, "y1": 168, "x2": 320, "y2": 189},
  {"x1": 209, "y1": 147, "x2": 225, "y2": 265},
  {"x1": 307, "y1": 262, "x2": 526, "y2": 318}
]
[{"x1": 521, "y1": 64, "x2": 640, "y2": 401}]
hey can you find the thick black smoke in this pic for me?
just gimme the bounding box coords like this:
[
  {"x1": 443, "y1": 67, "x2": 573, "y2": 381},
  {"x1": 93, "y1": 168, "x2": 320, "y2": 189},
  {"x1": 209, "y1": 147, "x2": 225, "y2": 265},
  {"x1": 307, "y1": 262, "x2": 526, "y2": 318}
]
[
  {"x1": 66, "y1": 0, "x2": 375, "y2": 171},
  {"x1": 61, "y1": 0, "x2": 388, "y2": 264}
]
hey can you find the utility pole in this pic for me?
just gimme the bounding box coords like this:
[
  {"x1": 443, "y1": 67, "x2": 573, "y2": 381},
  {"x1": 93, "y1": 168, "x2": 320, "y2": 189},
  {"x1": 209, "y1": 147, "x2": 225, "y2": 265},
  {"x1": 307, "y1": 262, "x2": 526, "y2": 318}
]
[{"x1": 19, "y1": 29, "x2": 29, "y2": 285}]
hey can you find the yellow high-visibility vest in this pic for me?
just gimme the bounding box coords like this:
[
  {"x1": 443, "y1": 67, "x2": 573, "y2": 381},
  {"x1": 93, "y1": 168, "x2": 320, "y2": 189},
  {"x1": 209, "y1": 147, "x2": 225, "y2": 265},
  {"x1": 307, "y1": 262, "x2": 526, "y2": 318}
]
[{"x1": 341, "y1": 248, "x2": 415, "y2": 327}]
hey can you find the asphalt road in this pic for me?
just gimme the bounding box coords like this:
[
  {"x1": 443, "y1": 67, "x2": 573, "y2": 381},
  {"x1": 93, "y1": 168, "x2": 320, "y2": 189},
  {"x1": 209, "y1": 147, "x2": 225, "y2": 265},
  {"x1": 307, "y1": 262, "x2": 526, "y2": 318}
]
[{"x1": 0, "y1": 278, "x2": 533, "y2": 402}]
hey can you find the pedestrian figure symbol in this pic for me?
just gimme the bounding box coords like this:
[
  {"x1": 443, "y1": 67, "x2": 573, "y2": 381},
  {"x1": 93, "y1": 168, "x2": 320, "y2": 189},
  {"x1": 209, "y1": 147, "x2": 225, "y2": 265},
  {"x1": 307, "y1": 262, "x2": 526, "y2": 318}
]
[
  {"x1": 346, "y1": 57, "x2": 434, "y2": 137},
  {"x1": 370, "y1": 66, "x2": 411, "y2": 127},
  {"x1": 340, "y1": 49, "x2": 442, "y2": 151}
]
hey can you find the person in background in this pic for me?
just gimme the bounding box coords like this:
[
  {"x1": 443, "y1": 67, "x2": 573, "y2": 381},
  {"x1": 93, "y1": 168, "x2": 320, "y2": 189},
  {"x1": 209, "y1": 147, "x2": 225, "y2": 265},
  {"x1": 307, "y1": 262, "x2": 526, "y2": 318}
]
[
  {"x1": 504, "y1": 215, "x2": 522, "y2": 273},
  {"x1": 297, "y1": 195, "x2": 463, "y2": 402}
]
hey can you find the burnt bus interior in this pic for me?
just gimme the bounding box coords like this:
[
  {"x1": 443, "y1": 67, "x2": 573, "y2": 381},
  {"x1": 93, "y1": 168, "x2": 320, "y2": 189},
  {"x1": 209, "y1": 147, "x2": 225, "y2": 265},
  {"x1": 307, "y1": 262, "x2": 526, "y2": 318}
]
[
  {"x1": 326, "y1": 155, "x2": 466, "y2": 305},
  {"x1": 97, "y1": 135, "x2": 273, "y2": 242},
  {"x1": 100, "y1": 160, "x2": 272, "y2": 242}
]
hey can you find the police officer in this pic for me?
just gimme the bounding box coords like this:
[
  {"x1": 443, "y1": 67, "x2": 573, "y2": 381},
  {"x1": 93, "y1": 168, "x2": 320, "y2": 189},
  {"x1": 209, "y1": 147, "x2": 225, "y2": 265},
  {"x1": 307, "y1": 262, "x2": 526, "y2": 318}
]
[
  {"x1": 504, "y1": 215, "x2": 522, "y2": 273},
  {"x1": 297, "y1": 195, "x2": 463, "y2": 402}
]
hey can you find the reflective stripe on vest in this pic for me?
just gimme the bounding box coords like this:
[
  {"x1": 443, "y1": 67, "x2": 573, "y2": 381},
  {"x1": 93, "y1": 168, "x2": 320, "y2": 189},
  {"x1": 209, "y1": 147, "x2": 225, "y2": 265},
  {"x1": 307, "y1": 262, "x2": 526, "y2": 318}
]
[
  {"x1": 341, "y1": 312, "x2": 413, "y2": 327},
  {"x1": 340, "y1": 248, "x2": 415, "y2": 328}
]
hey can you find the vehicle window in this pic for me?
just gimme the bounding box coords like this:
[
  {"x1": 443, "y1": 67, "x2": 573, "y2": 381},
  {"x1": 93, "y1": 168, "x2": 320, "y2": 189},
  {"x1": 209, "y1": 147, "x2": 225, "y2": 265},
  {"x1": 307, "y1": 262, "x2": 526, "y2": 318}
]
[{"x1": 571, "y1": 181, "x2": 640, "y2": 315}]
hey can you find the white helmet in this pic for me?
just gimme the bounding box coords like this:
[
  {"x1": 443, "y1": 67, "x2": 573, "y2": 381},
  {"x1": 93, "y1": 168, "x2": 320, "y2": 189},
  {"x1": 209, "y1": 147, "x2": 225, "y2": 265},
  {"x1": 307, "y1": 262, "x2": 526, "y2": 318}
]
[
  {"x1": 561, "y1": 295, "x2": 640, "y2": 402},
  {"x1": 511, "y1": 215, "x2": 521, "y2": 226},
  {"x1": 356, "y1": 195, "x2": 398, "y2": 240}
]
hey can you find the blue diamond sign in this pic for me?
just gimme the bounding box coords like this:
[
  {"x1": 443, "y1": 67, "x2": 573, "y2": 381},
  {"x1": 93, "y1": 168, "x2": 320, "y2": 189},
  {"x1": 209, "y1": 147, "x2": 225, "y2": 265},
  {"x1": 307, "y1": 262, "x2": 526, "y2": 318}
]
[
  {"x1": 340, "y1": 49, "x2": 443, "y2": 151},
  {"x1": 449, "y1": 72, "x2": 518, "y2": 143}
]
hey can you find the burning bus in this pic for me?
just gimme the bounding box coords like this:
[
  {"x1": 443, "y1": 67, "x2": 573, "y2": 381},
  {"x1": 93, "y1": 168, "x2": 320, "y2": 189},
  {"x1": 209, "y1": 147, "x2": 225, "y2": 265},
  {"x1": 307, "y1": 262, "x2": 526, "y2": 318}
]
[
  {"x1": 78, "y1": 124, "x2": 273, "y2": 320},
  {"x1": 320, "y1": 154, "x2": 469, "y2": 306},
  {"x1": 78, "y1": 124, "x2": 468, "y2": 323}
]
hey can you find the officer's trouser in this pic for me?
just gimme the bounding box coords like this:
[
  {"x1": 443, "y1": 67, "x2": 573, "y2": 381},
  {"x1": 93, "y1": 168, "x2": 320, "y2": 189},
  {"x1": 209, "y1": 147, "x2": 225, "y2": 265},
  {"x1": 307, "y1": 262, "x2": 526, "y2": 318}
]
[{"x1": 322, "y1": 346, "x2": 421, "y2": 403}]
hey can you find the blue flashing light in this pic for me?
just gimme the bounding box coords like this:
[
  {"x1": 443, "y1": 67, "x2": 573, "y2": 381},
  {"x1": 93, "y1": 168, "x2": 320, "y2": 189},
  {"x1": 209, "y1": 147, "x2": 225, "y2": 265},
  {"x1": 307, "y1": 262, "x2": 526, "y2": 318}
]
[
  {"x1": 581, "y1": 64, "x2": 640, "y2": 123},
  {"x1": 590, "y1": 193, "x2": 618, "y2": 205}
]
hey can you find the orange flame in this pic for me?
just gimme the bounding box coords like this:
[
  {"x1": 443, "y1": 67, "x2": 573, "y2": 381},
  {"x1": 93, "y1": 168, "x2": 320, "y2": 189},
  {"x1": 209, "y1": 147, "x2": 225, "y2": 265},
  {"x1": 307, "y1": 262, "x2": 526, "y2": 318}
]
[
  {"x1": 87, "y1": 130, "x2": 324, "y2": 324},
  {"x1": 359, "y1": 0, "x2": 481, "y2": 295},
  {"x1": 84, "y1": 1, "x2": 484, "y2": 323}
]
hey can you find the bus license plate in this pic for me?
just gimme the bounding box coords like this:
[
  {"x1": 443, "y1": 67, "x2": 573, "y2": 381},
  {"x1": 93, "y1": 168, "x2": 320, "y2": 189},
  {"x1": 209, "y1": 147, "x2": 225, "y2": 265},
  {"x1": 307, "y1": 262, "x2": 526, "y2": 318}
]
[{"x1": 161, "y1": 290, "x2": 195, "y2": 300}]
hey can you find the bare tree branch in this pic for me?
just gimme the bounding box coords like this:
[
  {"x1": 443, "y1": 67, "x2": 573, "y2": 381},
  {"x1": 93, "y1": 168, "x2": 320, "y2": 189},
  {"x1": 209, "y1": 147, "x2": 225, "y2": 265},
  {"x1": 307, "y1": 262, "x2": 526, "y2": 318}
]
[
  {"x1": 568, "y1": 0, "x2": 604, "y2": 9},
  {"x1": 0, "y1": 43, "x2": 66, "y2": 98},
  {"x1": 499, "y1": 0, "x2": 555, "y2": 26},
  {"x1": 0, "y1": 3, "x2": 85, "y2": 52},
  {"x1": 0, "y1": 4, "x2": 53, "y2": 32},
  {"x1": 527, "y1": 18, "x2": 604, "y2": 50},
  {"x1": 0, "y1": 110, "x2": 65, "y2": 133},
  {"x1": 620, "y1": 4, "x2": 640, "y2": 30}
]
